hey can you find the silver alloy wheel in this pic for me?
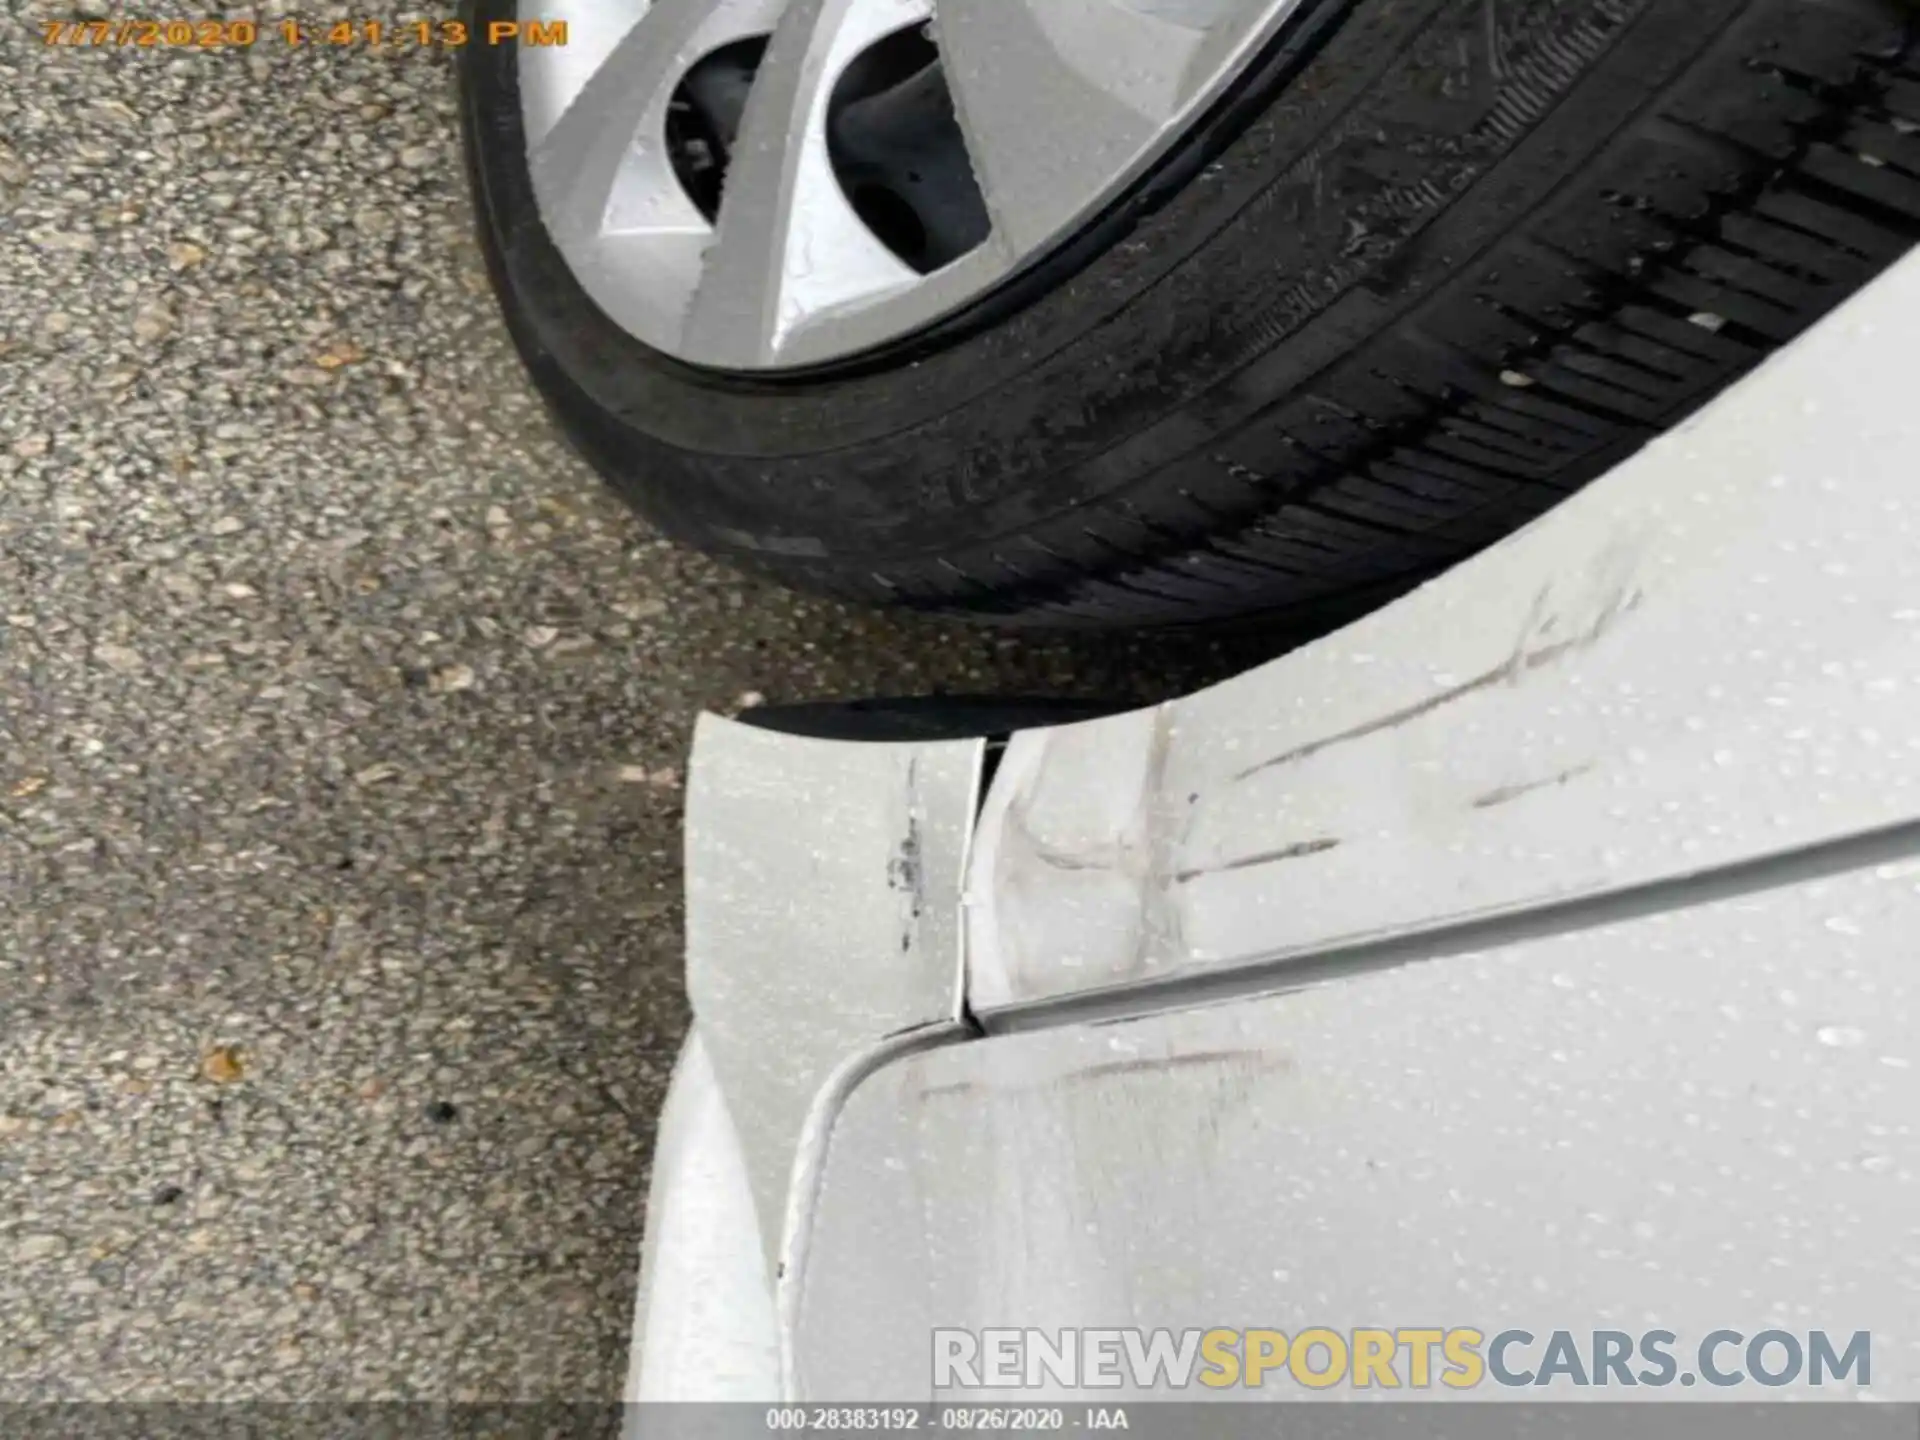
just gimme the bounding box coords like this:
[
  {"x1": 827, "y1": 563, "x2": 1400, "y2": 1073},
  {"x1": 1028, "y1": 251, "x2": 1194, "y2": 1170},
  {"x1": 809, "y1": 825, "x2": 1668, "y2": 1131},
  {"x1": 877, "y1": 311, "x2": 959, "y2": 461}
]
[{"x1": 519, "y1": 0, "x2": 1306, "y2": 370}]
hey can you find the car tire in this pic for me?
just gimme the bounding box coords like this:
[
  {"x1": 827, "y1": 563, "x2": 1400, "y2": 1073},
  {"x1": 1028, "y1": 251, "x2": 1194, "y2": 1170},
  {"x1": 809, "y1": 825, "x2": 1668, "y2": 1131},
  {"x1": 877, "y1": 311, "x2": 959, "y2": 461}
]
[{"x1": 462, "y1": 0, "x2": 1917, "y2": 627}]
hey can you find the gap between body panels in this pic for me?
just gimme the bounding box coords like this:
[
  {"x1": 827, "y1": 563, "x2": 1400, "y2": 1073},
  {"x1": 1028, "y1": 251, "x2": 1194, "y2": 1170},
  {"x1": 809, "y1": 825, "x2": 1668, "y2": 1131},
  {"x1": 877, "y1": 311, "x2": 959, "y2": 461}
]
[{"x1": 730, "y1": 693, "x2": 1129, "y2": 1038}]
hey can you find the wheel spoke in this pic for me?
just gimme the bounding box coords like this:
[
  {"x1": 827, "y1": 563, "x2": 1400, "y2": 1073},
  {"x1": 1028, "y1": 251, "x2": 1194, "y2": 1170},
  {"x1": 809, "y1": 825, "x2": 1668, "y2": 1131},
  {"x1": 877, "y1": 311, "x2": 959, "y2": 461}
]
[
  {"x1": 527, "y1": 0, "x2": 794, "y2": 350},
  {"x1": 931, "y1": 0, "x2": 1217, "y2": 256},
  {"x1": 517, "y1": 0, "x2": 652, "y2": 149},
  {"x1": 530, "y1": 0, "x2": 793, "y2": 244},
  {"x1": 683, "y1": 0, "x2": 933, "y2": 366}
]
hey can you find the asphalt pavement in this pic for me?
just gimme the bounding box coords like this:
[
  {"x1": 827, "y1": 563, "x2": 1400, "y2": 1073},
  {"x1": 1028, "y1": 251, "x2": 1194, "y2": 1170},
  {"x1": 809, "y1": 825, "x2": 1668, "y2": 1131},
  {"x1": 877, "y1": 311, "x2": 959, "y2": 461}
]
[{"x1": 0, "y1": 4, "x2": 1274, "y2": 1402}]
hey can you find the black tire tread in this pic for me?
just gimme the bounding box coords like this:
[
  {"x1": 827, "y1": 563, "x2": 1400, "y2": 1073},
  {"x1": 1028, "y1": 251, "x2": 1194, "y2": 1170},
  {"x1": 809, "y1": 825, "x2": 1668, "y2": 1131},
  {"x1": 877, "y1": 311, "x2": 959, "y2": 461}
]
[{"x1": 840, "y1": 0, "x2": 1919, "y2": 623}]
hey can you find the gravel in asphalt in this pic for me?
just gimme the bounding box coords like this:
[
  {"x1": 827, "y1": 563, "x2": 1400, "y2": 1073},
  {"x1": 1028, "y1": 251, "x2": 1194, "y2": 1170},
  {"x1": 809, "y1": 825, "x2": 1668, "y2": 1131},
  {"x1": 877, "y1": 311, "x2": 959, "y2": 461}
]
[{"x1": 0, "y1": 3, "x2": 1283, "y2": 1402}]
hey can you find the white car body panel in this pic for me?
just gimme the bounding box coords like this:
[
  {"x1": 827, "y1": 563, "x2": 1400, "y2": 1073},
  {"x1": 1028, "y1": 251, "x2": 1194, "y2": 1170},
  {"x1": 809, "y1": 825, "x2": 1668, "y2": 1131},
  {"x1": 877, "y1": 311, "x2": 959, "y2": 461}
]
[
  {"x1": 630, "y1": 247, "x2": 1920, "y2": 1405},
  {"x1": 800, "y1": 856, "x2": 1920, "y2": 1399},
  {"x1": 681, "y1": 718, "x2": 980, "y2": 1271},
  {"x1": 624, "y1": 1029, "x2": 780, "y2": 1403}
]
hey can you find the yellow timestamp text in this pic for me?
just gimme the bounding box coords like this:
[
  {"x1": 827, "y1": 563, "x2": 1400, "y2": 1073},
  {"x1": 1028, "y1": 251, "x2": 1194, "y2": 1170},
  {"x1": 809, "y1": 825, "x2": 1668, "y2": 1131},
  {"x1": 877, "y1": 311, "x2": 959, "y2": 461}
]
[{"x1": 42, "y1": 19, "x2": 569, "y2": 48}]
